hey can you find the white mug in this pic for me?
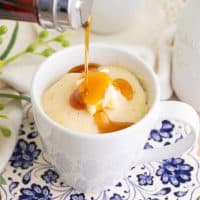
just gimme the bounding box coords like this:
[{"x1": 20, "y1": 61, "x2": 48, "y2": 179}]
[
  {"x1": 91, "y1": 0, "x2": 143, "y2": 34},
  {"x1": 31, "y1": 44, "x2": 199, "y2": 192}
]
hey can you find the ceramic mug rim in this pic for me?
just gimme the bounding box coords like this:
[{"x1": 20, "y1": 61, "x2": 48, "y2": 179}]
[{"x1": 31, "y1": 43, "x2": 160, "y2": 139}]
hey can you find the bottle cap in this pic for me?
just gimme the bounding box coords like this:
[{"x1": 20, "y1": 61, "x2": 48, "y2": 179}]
[{"x1": 37, "y1": 0, "x2": 94, "y2": 31}]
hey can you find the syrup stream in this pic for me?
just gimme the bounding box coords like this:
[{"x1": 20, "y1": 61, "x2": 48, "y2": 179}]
[
  {"x1": 84, "y1": 15, "x2": 92, "y2": 86},
  {"x1": 69, "y1": 16, "x2": 134, "y2": 133}
]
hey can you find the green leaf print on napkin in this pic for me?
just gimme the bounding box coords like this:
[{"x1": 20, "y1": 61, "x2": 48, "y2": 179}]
[
  {"x1": 0, "y1": 174, "x2": 6, "y2": 185},
  {"x1": 0, "y1": 126, "x2": 11, "y2": 137},
  {"x1": 0, "y1": 22, "x2": 19, "y2": 60}
]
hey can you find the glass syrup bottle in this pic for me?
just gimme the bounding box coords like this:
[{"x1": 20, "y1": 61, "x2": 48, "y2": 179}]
[{"x1": 0, "y1": 0, "x2": 94, "y2": 31}]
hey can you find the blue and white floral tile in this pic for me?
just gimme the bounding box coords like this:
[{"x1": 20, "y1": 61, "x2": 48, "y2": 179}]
[{"x1": 0, "y1": 108, "x2": 200, "y2": 200}]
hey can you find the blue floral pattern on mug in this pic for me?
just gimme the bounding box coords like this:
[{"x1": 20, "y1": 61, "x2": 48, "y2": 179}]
[
  {"x1": 0, "y1": 110, "x2": 200, "y2": 200},
  {"x1": 144, "y1": 142, "x2": 153, "y2": 149},
  {"x1": 149, "y1": 120, "x2": 174, "y2": 142},
  {"x1": 156, "y1": 158, "x2": 193, "y2": 187},
  {"x1": 160, "y1": 120, "x2": 175, "y2": 132}
]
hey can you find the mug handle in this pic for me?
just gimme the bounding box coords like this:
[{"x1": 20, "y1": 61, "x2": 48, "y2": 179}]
[{"x1": 135, "y1": 101, "x2": 199, "y2": 165}]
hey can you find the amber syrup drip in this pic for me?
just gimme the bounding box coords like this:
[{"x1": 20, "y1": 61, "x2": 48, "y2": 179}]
[
  {"x1": 69, "y1": 16, "x2": 134, "y2": 133},
  {"x1": 69, "y1": 88, "x2": 87, "y2": 110},
  {"x1": 69, "y1": 72, "x2": 112, "y2": 109},
  {"x1": 94, "y1": 110, "x2": 133, "y2": 133},
  {"x1": 69, "y1": 15, "x2": 93, "y2": 110},
  {"x1": 68, "y1": 63, "x2": 99, "y2": 73},
  {"x1": 84, "y1": 15, "x2": 92, "y2": 86},
  {"x1": 113, "y1": 78, "x2": 134, "y2": 100}
]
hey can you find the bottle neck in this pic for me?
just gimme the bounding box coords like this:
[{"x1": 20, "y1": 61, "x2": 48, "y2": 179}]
[
  {"x1": 37, "y1": 0, "x2": 71, "y2": 31},
  {"x1": 0, "y1": 0, "x2": 94, "y2": 31},
  {"x1": 37, "y1": 0, "x2": 92, "y2": 31}
]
